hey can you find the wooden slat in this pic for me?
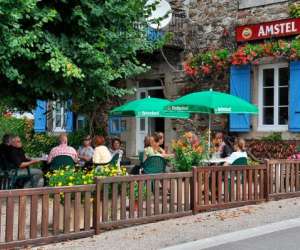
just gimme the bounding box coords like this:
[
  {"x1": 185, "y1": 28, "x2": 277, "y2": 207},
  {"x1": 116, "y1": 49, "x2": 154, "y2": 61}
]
[
  {"x1": 30, "y1": 195, "x2": 38, "y2": 239},
  {"x1": 102, "y1": 184, "x2": 109, "y2": 222},
  {"x1": 111, "y1": 183, "x2": 118, "y2": 221},
  {"x1": 211, "y1": 171, "x2": 216, "y2": 204},
  {"x1": 146, "y1": 180, "x2": 151, "y2": 216},
  {"x1": 6, "y1": 197, "x2": 14, "y2": 242},
  {"x1": 154, "y1": 180, "x2": 160, "y2": 214},
  {"x1": 42, "y1": 194, "x2": 49, "y2": 237},
  {"x1": 74, "y1": 192, "x2": 81, "y2": 232},
  {"x1": 296, "y1": 163, "x2": 300, "y2": 191},
  {"x1": 177, "y1": 178, "x2": 182, "y2": 212},
  {"x1": 236, "y1": 170, "x2": 241, "y2": 201},
  {"x1": 138, "y1": 181, "x2": 143, "y2": 217},
  {"x1": 224, "y1": 170, "x2": 229, "y2": 203},
  {"x1": 120, "y1": 182, "x2": 127, "y2": 220},
  {"x1": 280, "y1": 164, "x2": 285, "y2": 193},
  {"x1": 184, "y1": 177, "x2": 190, "y2": 211},
  {"x1": 248, "y1": 169, "x2": 253, "y2": 200},
  {"x1": 170, "y1": 179, "x2": 175, "y2": 213},
  {"x1": 243, "y1": 170, "x2": 247, "y2": 201},
  {"x1": 291, "y1": 163, "x2": 295, "y2": 192},
  {"x1": 230, "y1": 170, "x2": 235, "y2": 202},
  {"x1": 254, "y1": 169, "x2": 258, "y2": 200},
  {"x1": 84, "y1": 192, "x2": 91, "y2": 230},
  {"x1": 286, "y1": 163, "x2": 290, "y2": 193},
  {"x1": 260, "y1": 169, "x2": 264, "y2": 199},
  {"x1": 129, "y1": 181, "x2": 135, "y2": 218},
  {"x1": 275, "y1": 163, "x2": 280, "y2": 193},
  {"x1": 94, "y1": 179, "x2": 101, "y2": 235},
  {"x1": 64, "y1": 192, "x2": 71, "y2": 234},
  {"x1": 162, "y1": 179, "x2": 168, "y2": 214},
  {"x1": 198, "y1": 172, "x2": 203, "y2": 205},
  {"x1": 53, "y1": 193, "x2": 60, "y2": 235},
  {"x1": 218, "y1": 171, "x2": 222, "y2": 203},
  {"x1": 18, "y1": 196, "x2": 26, "y2": 240},
  {"x1": 204, "y1": 172, "x2": 209, "y2": 205}
]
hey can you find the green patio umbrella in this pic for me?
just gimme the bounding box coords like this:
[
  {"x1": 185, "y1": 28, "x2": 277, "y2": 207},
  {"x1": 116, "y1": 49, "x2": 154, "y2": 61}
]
[
  {"x1": 165, "y1": 89, "x2": 258, "y2": 149},
  {"x1": 110, "y1": 97, "x2": 190, "y2": 119}
]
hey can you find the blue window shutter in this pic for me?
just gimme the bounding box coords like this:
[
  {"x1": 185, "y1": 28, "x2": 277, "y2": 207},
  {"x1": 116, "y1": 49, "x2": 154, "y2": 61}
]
[
  {"x1": 66, "y1": 99, "x2": 73, "y2": 132},
  {"x1": 34, "y1": 100, "x2": 47, "y2": 132},
  {"x1": 229, "y1": 65, "x2": 251, "y2": 132},
  {"x1": 109, "y1": 116, "x2": 121, "y2": 134},
  {"x1": 289, "y1": 61, "x2": 300, "y2": 132}
]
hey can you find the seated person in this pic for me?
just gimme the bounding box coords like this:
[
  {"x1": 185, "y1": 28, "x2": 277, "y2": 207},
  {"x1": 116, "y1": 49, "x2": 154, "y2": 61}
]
[
  {"x1": 0, "y1": 134, "x2": 12, "y2": 165},
  {"x1": 224, "y1": 138, "x2": 247, "y2": 166},
  {"x1": 213, "y1": 132, "x2": 232, "y2": 158},
  {"x1": 78, "y1": 135, "x2": 94, "y2": 167},
  {"x1": 109, "y1": 138, "x2": 123, "y2": 166},
  {"x1": 47, "y1": 133, "x2": 78, "y2": 164},
  {"x1": 144, "y1": 133, "x2": 172, "y2": 161},
  {"x1": 93, "y1": 136, "x2": 112, "y2": 165},
  {"x1": 7, "y1": 135, "x2": 44, "y2": 187}
]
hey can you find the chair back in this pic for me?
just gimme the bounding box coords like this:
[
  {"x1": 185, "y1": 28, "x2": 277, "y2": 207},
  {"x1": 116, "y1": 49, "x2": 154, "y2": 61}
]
[
  {"x1": 50, "y1": 155, "x2": 75, "y2": 170},
  {"x1": 138, "y1": 151, "x2": 144, "y2": 164},
  {"x1": 142, "y1": 156, "x2": 166, "y2": 174},
  {"x1": 232, "y1": 157, "x2": 248, "y2": 165},
  {"x1": 110, "y1": 153, "x2": 119, "y2": 165}
]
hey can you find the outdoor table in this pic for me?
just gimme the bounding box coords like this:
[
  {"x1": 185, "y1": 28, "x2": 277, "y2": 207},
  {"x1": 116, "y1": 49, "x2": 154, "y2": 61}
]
[{"x1": 201, "y1": 158, "x2": 226, "y2": 165}]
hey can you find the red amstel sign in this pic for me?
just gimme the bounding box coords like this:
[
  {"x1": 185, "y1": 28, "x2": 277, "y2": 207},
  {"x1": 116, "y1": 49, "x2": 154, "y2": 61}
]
[{"x1": 236, "y1": 18, "x2": 300, "y2": 42}]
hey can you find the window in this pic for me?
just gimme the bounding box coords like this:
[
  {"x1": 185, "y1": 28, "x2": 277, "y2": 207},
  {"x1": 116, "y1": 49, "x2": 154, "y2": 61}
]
[
  {"x1": 76, "y1": 115, "x2": 87, "y2": 130},
  {"x1": 52, "y1": 101, "x2": 67, "y2": 132},
  {"x1": 239, "y1": 0, "x2": 287, "y2": 9},
  {"x1": 258, "y1": 63, "x2": 289, "y2": 131}
]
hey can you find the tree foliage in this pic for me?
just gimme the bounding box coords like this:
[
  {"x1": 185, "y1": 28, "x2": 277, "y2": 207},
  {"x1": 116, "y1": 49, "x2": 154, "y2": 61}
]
[{"x1": 0, "y1": 0, "x2": 165, "y2": 131}]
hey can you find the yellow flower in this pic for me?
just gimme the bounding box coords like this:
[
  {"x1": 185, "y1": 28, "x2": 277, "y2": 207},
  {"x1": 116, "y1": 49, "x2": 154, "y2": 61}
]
[
  {"x1": 58, "y1": 182, "x2": 62, "y2": 186},
  {"x1": 69, "y1": 176, "x2": 75, "y2": 180},
  {"x1": 83, "y1": 181, "x2": 87, "y2": 185},
  {"x1": 68, "y1": 182, "x2": 73, "y2": 186}
]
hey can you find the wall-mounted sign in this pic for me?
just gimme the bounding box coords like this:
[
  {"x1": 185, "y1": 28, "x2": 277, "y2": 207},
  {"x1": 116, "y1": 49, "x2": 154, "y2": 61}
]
[{"x1": 236, "y1": 18, "x2": 300, "y2": 42}]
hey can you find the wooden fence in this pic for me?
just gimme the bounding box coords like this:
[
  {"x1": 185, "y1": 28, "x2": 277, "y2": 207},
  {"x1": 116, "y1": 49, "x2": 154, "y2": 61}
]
[
  {"x1": 267, "y1": 160, "x2": 300, "y2": 200},
  {"x1": 192, "y1": 165, "x2": 268, "y2": 212},
  {"x1": 1, "y1": 160, "x2": 300, "y2": 248}
]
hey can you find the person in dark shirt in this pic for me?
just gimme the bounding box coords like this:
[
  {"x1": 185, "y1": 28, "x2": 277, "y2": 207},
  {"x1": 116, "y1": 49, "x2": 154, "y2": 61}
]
[
  {"x1": 0, "y1": 134, "x2": 12, "y2": 166},
  {"x1": 7, "y1": 135, "x2": 44, "y2": 188}
]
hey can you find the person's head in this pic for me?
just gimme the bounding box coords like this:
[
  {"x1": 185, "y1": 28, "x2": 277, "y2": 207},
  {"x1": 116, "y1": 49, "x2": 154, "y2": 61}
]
[
  {"x1": 111, "y1": 138, "x2": 121, "y2": 150},
  {"x1": 157, "y1": 132, "x2": 164, "y2": 146},
  {"x1": 94, "y1": 135, "x2": 105, "y2": 147},
  {"x1": 82, "y1": 135, "x2": 92, "y2": 147},
  {"x1": 10, "y1": 135, "x2": 22, "y2": 148},
  {"x1": 59, "y1": 133, "x2": 68, "y2": 145},
  {"x1": 214, "y1": 132, "x2": 224, "y2": 147},
  {"x1": 234, "y1": 138, "x2": 246, "y2": 152},
  {"x1": 144, "y1": 136, "x2": 151, "y2": 148},
  {"x1": 151, "y1": 133, "x2": 160, "y2": 148},
  {"x1": 2, "y1": 134, "x2": 12, "y2": 146}
]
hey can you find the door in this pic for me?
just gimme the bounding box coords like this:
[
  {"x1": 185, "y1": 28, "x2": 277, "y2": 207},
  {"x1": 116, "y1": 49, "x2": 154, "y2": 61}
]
[{"x1": 136, "y1": 90, "x2": 149, "y2": 153}]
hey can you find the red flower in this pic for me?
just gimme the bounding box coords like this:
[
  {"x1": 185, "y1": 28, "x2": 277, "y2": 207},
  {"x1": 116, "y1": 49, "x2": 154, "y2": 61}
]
[
  {"x1": 201, "y1": 65, "x2": 211, "y2": 75},
  {"x1": 183, "y1": 63, "x2": 197, "y2": 76}
]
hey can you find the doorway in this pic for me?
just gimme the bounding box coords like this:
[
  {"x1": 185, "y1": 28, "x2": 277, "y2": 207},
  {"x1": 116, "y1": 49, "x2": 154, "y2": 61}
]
[{"x1": 136, "y1": 84, "x2": 165, "y2": 154}]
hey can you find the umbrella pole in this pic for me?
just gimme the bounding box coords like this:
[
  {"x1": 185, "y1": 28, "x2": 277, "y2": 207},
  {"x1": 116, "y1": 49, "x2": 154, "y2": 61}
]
[{"x1": 208, "y1": 114, "x2": 211, "y2": 155}]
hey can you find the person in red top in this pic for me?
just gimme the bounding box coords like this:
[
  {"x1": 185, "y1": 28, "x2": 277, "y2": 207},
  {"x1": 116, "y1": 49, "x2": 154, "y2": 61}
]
[{"x1": 47, "y1": 133, "x2": 78, "y2": 164}]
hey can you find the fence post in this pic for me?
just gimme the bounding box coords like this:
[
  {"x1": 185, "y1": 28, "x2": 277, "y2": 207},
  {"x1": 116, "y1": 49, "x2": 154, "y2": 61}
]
[
  {"x1": 93, "y1": 177, "x2": 101, "y2": 235},
  {"x1": 264, "y1": 160, "x2": 270, "y2": 201},
  {"x1": 191, "y1": 167, "x2": 197, "y2": 214}
]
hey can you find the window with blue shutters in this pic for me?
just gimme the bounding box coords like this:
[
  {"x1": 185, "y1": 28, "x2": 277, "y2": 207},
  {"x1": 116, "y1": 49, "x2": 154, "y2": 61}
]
[
  {"x1": 109, "y1": 117, "x2": 123, "y2": 135},
  {"x1": 34, "y1": 100, "x2": 47, "y2": 133},
  {"x1": 230, "y1": 65, "x2": 251, "y2": 132},
  {"x1": 52, "y1": 100, "x2": 73, "y2": 132},
  {"x1": 289, "y1": 61, "x2": 300, "y2": 132}
]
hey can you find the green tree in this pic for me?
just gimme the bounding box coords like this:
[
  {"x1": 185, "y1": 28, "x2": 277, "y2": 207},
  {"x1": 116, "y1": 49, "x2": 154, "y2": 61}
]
[{"x1": 0, "y1": 0, "x2": 165, "y2": 133}]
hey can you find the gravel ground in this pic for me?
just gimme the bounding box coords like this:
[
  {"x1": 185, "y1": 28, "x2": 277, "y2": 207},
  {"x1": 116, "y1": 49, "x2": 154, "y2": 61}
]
[{"x1": 35, "y1": 197, "x2": 300, "y2": 250}]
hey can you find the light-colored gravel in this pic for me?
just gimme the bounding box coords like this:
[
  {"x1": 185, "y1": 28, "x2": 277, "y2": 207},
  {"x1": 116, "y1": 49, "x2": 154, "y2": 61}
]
[{"x1": 36, "y1": 197, "x2": 300, "y2": 250}]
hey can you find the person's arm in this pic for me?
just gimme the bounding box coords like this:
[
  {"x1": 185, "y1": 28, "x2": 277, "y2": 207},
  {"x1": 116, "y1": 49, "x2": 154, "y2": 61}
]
[
  {"x1": 47, "y1": 149, "x2": 54, "y2": 164},
  {"x1": 19, "y1": 160, "x2": 40, "y2": 169}
]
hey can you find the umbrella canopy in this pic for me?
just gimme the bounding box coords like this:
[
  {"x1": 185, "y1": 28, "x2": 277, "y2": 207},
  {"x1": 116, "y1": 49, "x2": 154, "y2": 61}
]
[
  {"x1": 166, "y1": 90, "x2": 258, "y2": 114},
  {"x1": 110, "y1": 97, "x2": 190, "y2": 119}
]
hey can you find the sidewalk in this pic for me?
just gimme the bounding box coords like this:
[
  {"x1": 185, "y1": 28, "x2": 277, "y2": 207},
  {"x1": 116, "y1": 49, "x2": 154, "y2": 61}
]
[{"x1": 35, "y1": 197, "x2": 300, "y2": 250}]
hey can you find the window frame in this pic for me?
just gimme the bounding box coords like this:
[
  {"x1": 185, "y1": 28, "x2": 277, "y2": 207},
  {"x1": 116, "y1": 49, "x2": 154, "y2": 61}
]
[
  {"x1": 52, "y1": 101, "x2": 67, "y2": 132},
  {"x1": 258, "y1": 63, "x2": 289, "y2": 131},
  {"x1": 238, "y1": 0, "x2": 287, "y2": 9}
]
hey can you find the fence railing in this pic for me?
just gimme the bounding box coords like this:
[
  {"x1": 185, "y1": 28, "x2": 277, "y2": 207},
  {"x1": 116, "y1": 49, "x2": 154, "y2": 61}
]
[
  {"x1": 267, "y1": 160, "x2": 300, "y2": 199},
  {"x1": 193, "y1": 165, "x2": 268, "y2": 212},
  {"x1": 0, "y1": 160, "x2": 300, "y2": 248}
]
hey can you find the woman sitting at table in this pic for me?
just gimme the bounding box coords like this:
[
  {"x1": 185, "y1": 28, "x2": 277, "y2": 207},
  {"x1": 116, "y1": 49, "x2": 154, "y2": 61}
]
[
  {"x1": 224, "y1": 138, "x2": 247, "y2": 166},
  {"x1": 78, "y1": 135, "x2": 94, "y2": 168},
  {"x1": 144, "y1": 133, "x2": 172, "y2": 161},
  {"x1": 93, "y1": 136, "x2": 112, "y2": 165},
  {"x1": 109, "y1": 138, "x2": 123, "y2": 166},
  {"x1": 213, "y1": 132, "x2": 232, "y2": 159}
]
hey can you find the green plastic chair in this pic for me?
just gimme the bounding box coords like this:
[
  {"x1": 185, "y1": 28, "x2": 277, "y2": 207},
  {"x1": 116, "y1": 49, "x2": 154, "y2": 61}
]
[
  {"x1": 50, "y1": 155, "x2": 75, "y2": 170},
  {"x1": 138, "y1": 151, "x2": 144, "y2": 164},
  {"x1": 142, "y1": 156, "x2": 166, "y2": 174},
  {"x1": 110, "y1": 153, "x2": 120, "y2": 165}
]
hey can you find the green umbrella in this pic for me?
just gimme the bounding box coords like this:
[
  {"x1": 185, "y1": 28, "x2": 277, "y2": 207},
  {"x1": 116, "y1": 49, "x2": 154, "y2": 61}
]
[
  {"x1": 110, "y1": 97, "x2": 190, "y2": 119},
  {"x1": 165, "y1": 89, "x2": 258, "y2": 150}
]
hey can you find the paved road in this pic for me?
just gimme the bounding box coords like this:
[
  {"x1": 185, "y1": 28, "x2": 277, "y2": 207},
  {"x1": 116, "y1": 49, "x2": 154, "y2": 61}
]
[{"x1": 163, "y1": 217, "x2": 300, "y2": 250}]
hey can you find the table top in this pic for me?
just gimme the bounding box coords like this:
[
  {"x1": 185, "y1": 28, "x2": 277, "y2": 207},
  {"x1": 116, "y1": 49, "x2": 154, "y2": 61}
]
[
  {"x1": 202, "y1": 158, "x2": 226, "y2": 164},
  {"x1": 30, "y1": 157, "x2": 48, "y2": 162}
]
